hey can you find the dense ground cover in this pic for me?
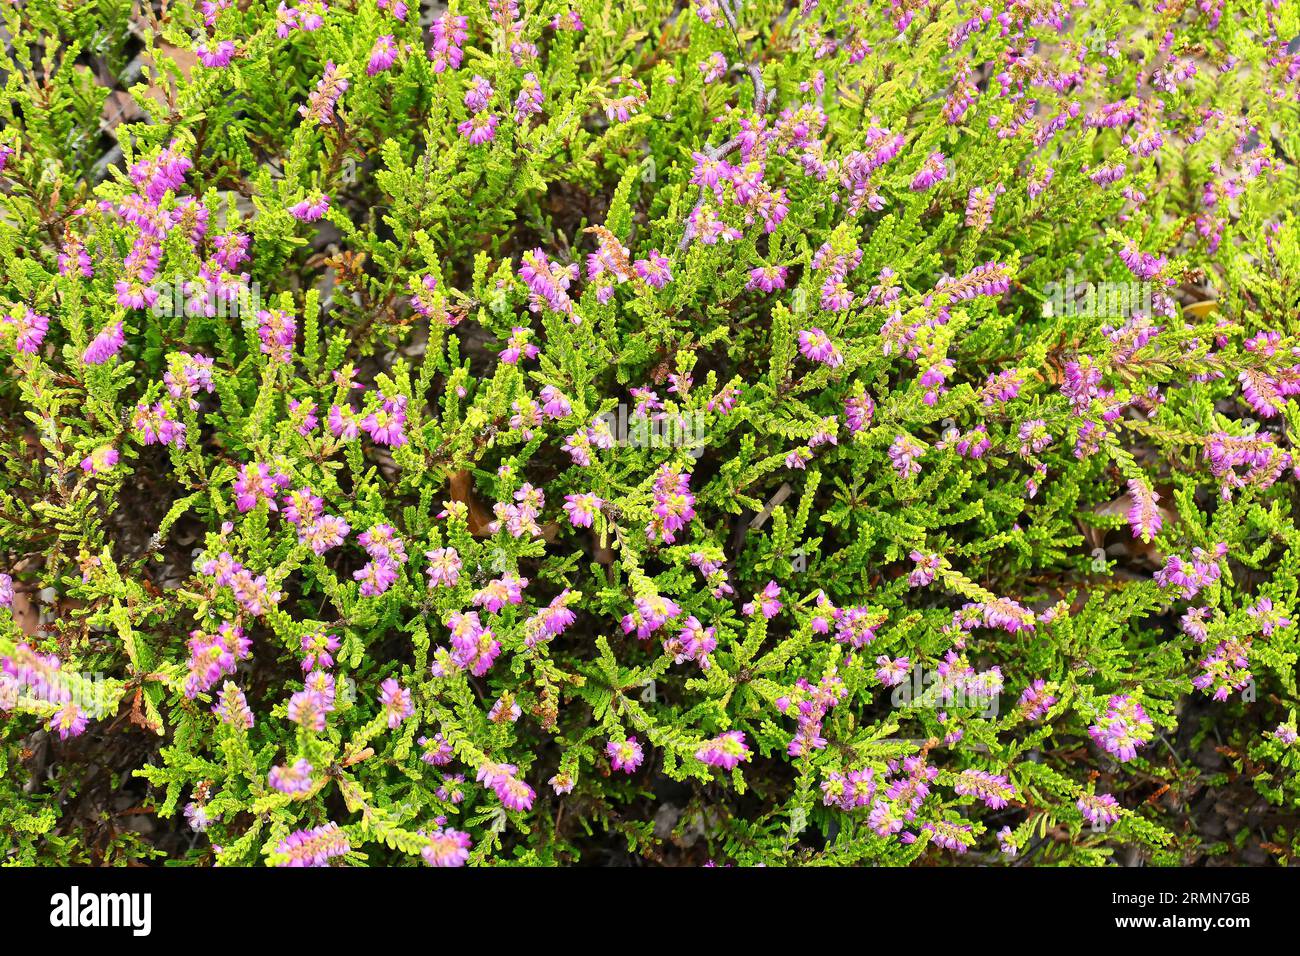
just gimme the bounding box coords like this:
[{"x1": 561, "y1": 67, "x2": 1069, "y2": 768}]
[{"x1": 1, "y1": 0, "x2": 1299, "y2": 866}]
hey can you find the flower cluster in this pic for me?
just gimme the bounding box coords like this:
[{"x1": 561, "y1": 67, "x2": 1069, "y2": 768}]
[{"x1": 1, "y1": 0, "x2": 1298, "y2": 871}]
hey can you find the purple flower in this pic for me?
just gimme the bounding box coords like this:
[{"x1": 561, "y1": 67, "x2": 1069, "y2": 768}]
[
  {"x1": 274, "y1": 822, "x2": 350, "y2": 867},
  {"x1": 328, "y1": 404, "x2": 360, "y2": 439},
  {"x1": 196, "y1": 40, "x2": 237, "y2": 68},
  {"x1": 458, "y1": 112, "x2": 499, "y2": 144},
  {"x1": 428, "y1": 13, "x2": 467, "y2": 73},
  {"x1": 981, "y1": 369, "x2": 1022, "y2": 405},
  {"x1": 438, "y1": 611, "x2": 500, "y2": 677},
  {"x1": 269, "y1": 758, "x2": 315, "y2": 794},
  {"x1": 1247, "y1": 596, "x2": 1291, "y2": 636},
  {"x1": 213, "y1": 681, "x2": 254, "y2": 728},
  {"x1": 360, "y1": 524, "x2": 407, "y2": 564},
  {"x1": 633, "y1": 249, "x2": 672, "y2": 288},
  {"x1": 421, "y1": 825, "x2": 471, "y2": 866},
  {"x1": 418, "y1": 733, "x2": 453, "y2": 765},
  {"x1": 695, "y1": 731, "x2": 751, "y2": 770},
  {"x1": 379, "y1": 677, "x2": 414, "y2": 728},
  {"x1": 59, "y1": 235, "x2": 93, "y2": 278},
  {"x1": 464, "y1": 75, "x2": 494, "y2": 112},
  {"x1": 514, "y1": 73, "x2": 544, "y2": 122},
  {"x1": 908, "y1": 551, "x2": 941, "y2": 587},
  {"x1": 425, "y1": 547, "x2": 462, "y2": 588},
  {"x1": 551, "y1": 10, "x2": 583, "y2": 30},
  {"x1": 1127, "y1": 478, "x2": 1163, "y2": 543},
  {"x1": 289, "y1": 398, "x2": 318, "y2": 436},
  {"x1": 519, "y1": 248, "x2": 579, "y2": 318},
  {"x1": 488, "y1": 693, "x2": 522, "y2": 723},
  {"x1": 1018, "y1": 680, "x2": 1057, "y2": 721},
  {"x1": 953, "y1": 598, "x2": 1035, "y2": 634},
  {"x1": 559, "y1": 494, "x2": 598, "y2": 530},
  {"x1": 1089, "y1": 162, "x2": 1127, "y2": 186},
  {"x1": 845, "y1": 392, "x2": 875, "y2": 433},
  {"x1": 287, "y1": 689, "x2": 330, "y2": 731},
  {"x1": 965, "y1": 183, "x2": 1003, "y2": 229},
  {"x1": 607, "y1": 736, "x2": 644, "y2": 773},
  {"x1": 163, "y1": 352, "x2": 215, "y2": 408},
  {"x1": 300, "y1": 629, "x2": 340, "y2": 672},
  {"x1": 910, "y1": 151, "x2": 948, "y2": 191},
  {"x1": 367, "y1": 35, "x2": 399, "y2": 75},
  {"x1": 952, "y1": 769, "x2": 1016, "y2": 809},
  {"x1": 1017, "y1": 419, "x2": 1053, "y2": 456},
  {"x1": 257, "y1": 308, "x2": 296, "y2": 362},
  {"x1": 746, "y1": 265, "x2": 788, "y2": 292},
  {"x1": 234, "y1": 462, "x2": 290, "y2": 513},
  {"x1": 184, "y1": 801, "x2": 216, "y2": 831},
  {"x1": 472, "y1": 572, "x2": 528, "y2": 614},
  {"x1": 699, "y1": 51, "x2": 728, "y2": 83},
  {"x1": 832, "y1": 605, "x2": 884, "y2": 648},
  {"x1": 47, "y1": 701, "x2": 88, "y2": 739},
  {"x1": 305, "y1": 670, "x2": 337, "y2": 706},
  {"x1": 644, "y1": 465, "x2": 696, "y2": 544},
  {"x1": 603, "y1": 77, "x2": 646, "y2": 122},
  {"x1": 1154, "y1": 544, "x2": 1226, "y2": 600},
  {"x1": 4, "y1": 308, "x2": 50, "y2": 353},
  {"x1": 80, "y1": 445, "x2": 119, "y2": 475},
  {"x1": 913, "y1": 820, "x2": 975, "y2": 854},
  {"x1": 955, "y1": 425, "x2": 990, "y2": 459},
  {"x1": 537, "y1": 385, "x2": 572, "y2": 419},
  {"x1": 128, "y1": 139, "x2": 192, "y2": 201},
  {"x1": 618, "y1": 595, "x2": 681, "y2": 639},
  {"x1": 300, "y1": 61, "x2": 348, "y2": 125},
  {"x1": 875, "y1": 655, "x2": 910, "y2": 687},
  {"x1": 1077, "y1": 792, "x2": 1121, "y2": 827},
  {"x1": 289, "y1": 192, "x2": 330, "y2": 222},
  {"x1": 523, "y1": 590, "x2": 579, "y2": 648},
  {"x1": 182, "y1": 622, "x2": 250, "y2": 698},
  {"x1": 477, "y1": 761, "x2": 535, "y2": 811},
  {"x1": 282, "y1": 487, "x2": 323, "y2": 527},
  {"x1": 889, "y1": 433, "x2": 925, "y2": 479},
  {"x1": 666, "y1": 615, "x2": 717, "y2": 670},
  {"x1": 997, "y1": 826, "x2": 1017, "y2": 857},
  {"x1": 431, "y1": 775, "x2": 462, "y2": 806},
  {"x1": 1088, "y1": 694, "x2": 1153, "y2": 762},
  {"x1": 742, "y1": 580, "x2": 782, "y2": 619},
  {"x1": 797, "y1": 328, "x2": 843, "y2": 367},
  {"x1": 360, "y1": 392, "x2": 408, "y2": 447},
  {"x1": 355, "y1": 557, "x2": 400, "y2": 596},
  {"x1": 498, "y1": 326, "x2": 540, "y2": 365},
  {"x1": 82, "y1": 321, "x2": 125, "y2": 364},
  {"x1": 305, "y1": 512, "x2": 350, "y2": 553}
]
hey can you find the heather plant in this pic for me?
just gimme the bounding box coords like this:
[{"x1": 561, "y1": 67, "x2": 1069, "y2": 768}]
[{"x1": 2, "y1": 0, "x2": 1300, "y2": 867}]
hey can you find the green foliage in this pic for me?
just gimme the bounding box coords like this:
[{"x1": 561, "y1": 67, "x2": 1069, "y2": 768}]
[{"x1": 1, "y1": 0, "x2": 1299, "y2": 867}]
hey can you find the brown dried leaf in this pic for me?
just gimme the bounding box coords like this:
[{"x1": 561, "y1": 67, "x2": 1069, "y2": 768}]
[{"x1": 449, "y1": 470, "x2": 493, "y2": 537}]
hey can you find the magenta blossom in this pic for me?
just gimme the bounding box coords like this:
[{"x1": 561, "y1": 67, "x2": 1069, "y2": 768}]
[
  {"x1": 379, "y1": 677, "x2": 414, "y2": 728},
  {"x1": 80, "y1": 445, "x2": 119, "y2": 475},
  {"x1": 607, "y1": 736, "x2": 644, "y2": 773},
  {"x1": 797, "y1": 328, "x2": 843, "y2": 367},
  {"x1": 83, "y1": 321, "x2": 125, "y2": 364},
  {"x1": 696, "y1": 731, "x2": 751, "y2": 770}
]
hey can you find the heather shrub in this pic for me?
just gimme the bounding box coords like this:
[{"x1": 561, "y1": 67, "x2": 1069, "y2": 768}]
[{"x1": 2, "y1": 0, "x2": 1300, "y2": 867}]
